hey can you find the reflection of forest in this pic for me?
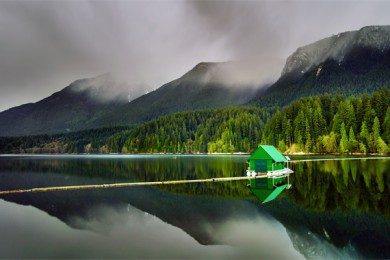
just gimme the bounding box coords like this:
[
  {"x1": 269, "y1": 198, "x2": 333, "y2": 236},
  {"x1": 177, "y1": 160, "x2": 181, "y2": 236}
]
[
  {"x1": 1, "y1": 157, "x2": 389, "y2": 206},
  {"x1": 261, "y1": 159, "x2": 390, "y2": 259},
  {"x1": 288, "y1": 159, "x2": 390, "y2": 217},
  {"x1": 1, "y1": 157, "x2": 389, "y2": 258},
  {"x1": 1, "y1": 157, "x2": 389, "y2": 208},
  {"x1": 0, "y1": 156, "x2": 253, "y2": 198}
]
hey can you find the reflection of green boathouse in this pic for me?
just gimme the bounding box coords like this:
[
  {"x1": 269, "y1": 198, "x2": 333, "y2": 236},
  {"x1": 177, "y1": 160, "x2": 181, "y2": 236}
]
[{"x1": 247, "y1": 145, "x2": 293, "y2": 204}]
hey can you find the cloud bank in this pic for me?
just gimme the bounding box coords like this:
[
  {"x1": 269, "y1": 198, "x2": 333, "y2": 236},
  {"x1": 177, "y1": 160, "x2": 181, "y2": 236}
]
[{"x1": 1, "y1": 1, "x2": 390, "y2": 111}]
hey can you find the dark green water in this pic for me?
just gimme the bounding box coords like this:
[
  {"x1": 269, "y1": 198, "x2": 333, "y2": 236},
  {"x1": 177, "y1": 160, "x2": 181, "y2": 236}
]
[{"x1": 0, "y1": 154, "x2": 389, "y2": 258}]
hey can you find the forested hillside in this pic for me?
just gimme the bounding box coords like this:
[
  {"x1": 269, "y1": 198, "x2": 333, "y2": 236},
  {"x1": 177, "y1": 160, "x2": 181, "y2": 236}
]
[
  {"x1": 1, "y1": 89, "x2": 389, "y2": 154},
  {"x1": 0, "y1": 107, "x2": 271, "y2": 154},
  {"x1": 120, "y1": 107, "x2": 271, "y2": 153},
  {"x1": 262, "y1": 88, "x2": 390, "y2": 153},
  {"x1": 0, "y1": 126, "x2": 132, "y2": 154},
  {"x1": 120, "y1": 88, "x2": 389, "y2": 154}
]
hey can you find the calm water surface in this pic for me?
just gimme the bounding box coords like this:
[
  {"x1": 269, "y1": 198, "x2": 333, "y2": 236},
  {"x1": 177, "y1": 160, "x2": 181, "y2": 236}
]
[{"x1": 0, "y1": 154, "x2": 389, "y2": 258}]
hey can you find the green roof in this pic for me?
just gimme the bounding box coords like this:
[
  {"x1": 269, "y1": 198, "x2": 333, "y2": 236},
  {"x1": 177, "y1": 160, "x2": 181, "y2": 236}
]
[
  {"x1": 249, "y1": 184, "x2": 288, "y2": 204},
  {"x1": 262, "y1": 184, "x2": 288, "y2": 204},
  {"x1": 249, "y1": 145, "x2": 286, "y2": 162}
]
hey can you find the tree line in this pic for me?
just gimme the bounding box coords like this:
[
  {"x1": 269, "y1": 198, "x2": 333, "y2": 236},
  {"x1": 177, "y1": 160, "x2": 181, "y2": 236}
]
[
  {"x1": 262, "y1": 88, "x2": 390, "y2": 153},
  {"x1": 119, "y1": 107, "x2": 271, "y2": 153}
]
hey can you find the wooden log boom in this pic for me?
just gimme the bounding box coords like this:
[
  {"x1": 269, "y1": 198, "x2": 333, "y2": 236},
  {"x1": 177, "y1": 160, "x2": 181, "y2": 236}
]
[{"x1": 0, "y1": 173, "x2": 293, "y2": 195}]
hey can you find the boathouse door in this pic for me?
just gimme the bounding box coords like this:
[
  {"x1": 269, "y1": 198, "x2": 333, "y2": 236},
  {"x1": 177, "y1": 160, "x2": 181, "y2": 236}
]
[{"x1": 255, "y1": 160, "x2": 267, "y2": 172}]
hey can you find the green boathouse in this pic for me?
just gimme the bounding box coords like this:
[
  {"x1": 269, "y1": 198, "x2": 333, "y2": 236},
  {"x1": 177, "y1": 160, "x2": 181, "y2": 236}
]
[{"x1": 248, "y1": 145, "x2": 287, "y2": 173}]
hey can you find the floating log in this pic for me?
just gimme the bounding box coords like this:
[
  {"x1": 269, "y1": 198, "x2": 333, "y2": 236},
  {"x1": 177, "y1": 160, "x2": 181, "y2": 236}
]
[{"x1": 0, "y1": 173, "x2": 292, "y2": 195}]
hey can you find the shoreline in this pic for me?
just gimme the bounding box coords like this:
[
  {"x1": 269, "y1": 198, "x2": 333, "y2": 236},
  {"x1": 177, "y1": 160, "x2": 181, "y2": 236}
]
[{"x1": 0, "y1": 152, "x2": 389, "y2": 157}]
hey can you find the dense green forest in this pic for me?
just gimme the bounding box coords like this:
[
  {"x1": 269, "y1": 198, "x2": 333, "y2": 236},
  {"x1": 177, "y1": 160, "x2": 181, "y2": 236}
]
[
  {"x1": 0, "y1": 89, "x2": 389, "y2": 154},
  {"x1": 120, "y1": 88, "x2": 389, "y2": 154},
  {"x1": 120, "y1": 107, "x2": 271, "y2": 153},
  {"x1": 262, "y1": 88, "x2": 390, "y2": 153}
]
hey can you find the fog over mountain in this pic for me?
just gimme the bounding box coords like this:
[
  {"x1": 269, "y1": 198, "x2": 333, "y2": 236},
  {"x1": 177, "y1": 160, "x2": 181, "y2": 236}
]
[{"x1": 1, "y1": 1, "x2": 390, "y2": 112}]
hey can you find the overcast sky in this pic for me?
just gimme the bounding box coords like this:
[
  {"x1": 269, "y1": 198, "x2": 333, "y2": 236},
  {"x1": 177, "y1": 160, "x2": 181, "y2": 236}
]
[{"x1": 1, "y1": 0, "x2": 390, "y2": 112}]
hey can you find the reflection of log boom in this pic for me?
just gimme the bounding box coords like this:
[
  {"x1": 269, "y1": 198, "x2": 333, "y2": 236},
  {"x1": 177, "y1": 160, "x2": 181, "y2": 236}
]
[{"x1": 0, "y1": 173, "x2": 293, "y2": 195}]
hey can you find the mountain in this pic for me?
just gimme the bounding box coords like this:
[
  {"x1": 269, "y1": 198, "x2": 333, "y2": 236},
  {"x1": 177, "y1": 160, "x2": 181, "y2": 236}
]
[
  {"x1": 0, "y1": 61, "x2": 266, "y2": 137},
  {"x1": 83, "y1": 61, "x2": 266, "y2": 127},
  {"x1": 250, "y1": 25, "x2": 390, "y2": 107},
  {"x1": 4, "y1": 25, "x2": 390, "y2": 136},
  {"x1": 0, "y1": 74, "x2": 139, "y2": 136}
]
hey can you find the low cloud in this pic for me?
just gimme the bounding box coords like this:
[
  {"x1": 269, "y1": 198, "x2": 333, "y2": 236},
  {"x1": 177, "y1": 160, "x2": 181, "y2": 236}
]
[{"x1": 1, "y1": 1, "x2": 390, "y2": 111}]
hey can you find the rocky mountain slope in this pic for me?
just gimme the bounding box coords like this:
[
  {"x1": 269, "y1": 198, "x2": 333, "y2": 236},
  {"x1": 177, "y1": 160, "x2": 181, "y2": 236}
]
[
  {"x1": 0, "y1": 74, "x2": 134, "y2": 136},
  {"x1": 250, "y1": 25, "x2": 390, "y2": 107}
]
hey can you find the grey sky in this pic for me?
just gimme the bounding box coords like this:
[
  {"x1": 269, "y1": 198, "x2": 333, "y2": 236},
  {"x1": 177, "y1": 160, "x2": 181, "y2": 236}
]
[{"x1": 1, "y1": 0, "x2": 390, "y2": 112}]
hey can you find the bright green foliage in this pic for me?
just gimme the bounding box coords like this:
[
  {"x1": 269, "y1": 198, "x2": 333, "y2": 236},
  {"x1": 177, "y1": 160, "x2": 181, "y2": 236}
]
[
  {"x1": 360, "y1": 121, "x2": 369, "y2": 147},
  {"x1": 261, "y1": 89, "x2": 389, "y2": 154},
  {"x1": 339, "y1": 122, "x2": 349, "y2": 153},
  {"x1": 123, "y1": 107, "x2": 269, "y2": 153},
  {"x1": 376, "y1": 137, "x2": 389, "y2": 153},
  {"x1": 372, "y1": 116, "x2": 388, "y2": 153},
  {"x1": 348, "y1": 126, "x2": 357, "y2": 153},
  {"x1": 373, "y1": 117, "x2": 381, "y2": 142}
]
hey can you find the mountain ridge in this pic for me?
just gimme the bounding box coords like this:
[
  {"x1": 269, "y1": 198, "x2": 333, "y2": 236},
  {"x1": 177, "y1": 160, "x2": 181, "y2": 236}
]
[
  {"x1": 0, "y1": 74, "x2": 133, "y2": 136},
  {"x1": 250, "y1": 25, "x2": 390, "y2": 107},
  {"x1": 2, "y1": 25, "x2": 390, "y2": 136},
  {"x1": 282, "y1": 25, "x2": 390, "y2": 77},
  {"x1": 66, "y1": 61, "x2": 267, "y2": 129}
]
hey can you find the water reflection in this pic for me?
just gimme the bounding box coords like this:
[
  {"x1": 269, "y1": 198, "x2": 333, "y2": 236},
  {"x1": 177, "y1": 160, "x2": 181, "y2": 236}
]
[
  {"x1": 0, "y1": 198, "x2": 303, "y2": 259},
  {"x1": 0, "y1": 155, "x2": 389, "y2": 258},
  {"x1": 267, "y1": 158, "x2": 390, "y2": 258},
  {"x1": 288, "y1": 158, "x2": 390, "y2": 216}
]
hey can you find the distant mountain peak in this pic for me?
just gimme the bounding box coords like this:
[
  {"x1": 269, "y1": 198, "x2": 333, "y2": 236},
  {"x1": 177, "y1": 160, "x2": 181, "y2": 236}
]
[
  {"x1": 179, "y1": 60, "x2": 269, "y2": 89},
  {"x1": 68, "y1": 72, "x2": 114, "y2": 92},
  {"x1": 179, "y1": 61, "x2": 224, "y2": 82},
  {"x1": 282, "y1": 25, "x2": 390, "y2": 77},
  {"x1": 250, "y1": 25, "x2": 390, "y2": 108}
]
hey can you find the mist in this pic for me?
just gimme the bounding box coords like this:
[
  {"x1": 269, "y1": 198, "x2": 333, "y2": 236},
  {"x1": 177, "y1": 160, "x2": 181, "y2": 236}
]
[{"x1": 1, "y1": 1, "x2": 390, "y2": 111}]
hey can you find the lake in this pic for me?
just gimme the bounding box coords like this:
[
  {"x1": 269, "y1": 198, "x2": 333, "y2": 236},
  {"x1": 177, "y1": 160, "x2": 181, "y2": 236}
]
[{"x1": 0, "y1": 154, "x2": 389, "y2": 258}]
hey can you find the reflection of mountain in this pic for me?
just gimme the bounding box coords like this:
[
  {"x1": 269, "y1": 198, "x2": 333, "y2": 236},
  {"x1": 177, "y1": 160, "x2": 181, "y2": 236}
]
[
  {"x1": 0, "y1": 157, "x2": 389, "y2": 258},
  {"x1": 265, "y1": 198, "x2": 390, "y2": 259},
  {"x1": 0, "y1": 156, "x2": 255, "y2": 245},
  {"x1": 0, "y1": 172, "x2": 259, "y2": 245}
]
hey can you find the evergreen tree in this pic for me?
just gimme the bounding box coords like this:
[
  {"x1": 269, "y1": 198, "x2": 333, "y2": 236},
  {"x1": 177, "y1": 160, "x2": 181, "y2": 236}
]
[
  {"x1": 339, "y1": 122, "x2": 349, "y2": 153},
  {"x1": 348, "y1": 126, "x2": 357, "y2": 153},
  {"x1": 360, "y1": 121, "x2": 369, "y2": 147},
  {"x1": 373, "y1": 117, "x2": 381, "y2": 144},
  {"x1": 363, "y1": 100, "x2": 376, "y2": 131},
  {"x1": 373, "y1": 116, "x2": 388, "y2": 153},
  {"x1": 382, "y1": 107, "x2": 390, "y2": 145},
  {"x1": 304, "y1": 118, "x2": 312, "y2": 152}
]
